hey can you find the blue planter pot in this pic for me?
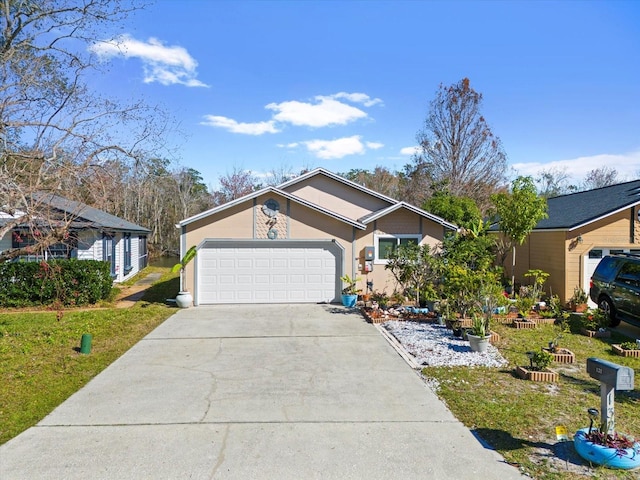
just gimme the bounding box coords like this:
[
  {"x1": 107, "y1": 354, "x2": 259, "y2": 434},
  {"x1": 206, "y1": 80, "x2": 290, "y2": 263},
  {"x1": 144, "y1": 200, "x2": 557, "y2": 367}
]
[
  {"x1": 574, "y1": 428, "x2": 640, "y2": 470},
  {"x1": 341, "y1": 294, "x2": 358, "y2": 307}
]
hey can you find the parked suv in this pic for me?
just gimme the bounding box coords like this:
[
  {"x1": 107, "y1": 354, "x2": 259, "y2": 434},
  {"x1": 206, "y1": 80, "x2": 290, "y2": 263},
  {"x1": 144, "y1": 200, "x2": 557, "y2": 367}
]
[{"x1": 589, "y1": 253, "x2": 640, "y2": 328}]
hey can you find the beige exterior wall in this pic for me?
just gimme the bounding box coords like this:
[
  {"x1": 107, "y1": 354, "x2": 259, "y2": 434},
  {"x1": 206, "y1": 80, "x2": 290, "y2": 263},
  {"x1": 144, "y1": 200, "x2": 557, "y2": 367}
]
[
  {"x1": 513, "y1": 231, "x2": 567, "y2": 301},
  {"x1": 282, "y1": 174, "x2": 391, "y2": 220},
  {"x1": 353, "y1": 211, "x2": 448, "y2": 296},
  {"x1": 512, "y1": 207, "x2": 638, "y2": 304}
]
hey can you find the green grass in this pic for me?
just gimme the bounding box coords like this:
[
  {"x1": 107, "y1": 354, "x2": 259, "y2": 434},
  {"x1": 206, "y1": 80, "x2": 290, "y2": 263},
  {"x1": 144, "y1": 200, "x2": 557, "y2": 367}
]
[
  {"x1": 0, "y1": 267, "x2": 179, "y2": 445},
  {"x1": 423, "y1": 315, "x2": 640, "y2": 479}
]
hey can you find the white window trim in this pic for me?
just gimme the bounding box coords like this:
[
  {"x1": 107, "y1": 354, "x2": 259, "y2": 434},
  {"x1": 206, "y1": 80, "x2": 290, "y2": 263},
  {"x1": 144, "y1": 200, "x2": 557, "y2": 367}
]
[{"x1": 374, "y1": 233, "x2": 422, "y2": 264}]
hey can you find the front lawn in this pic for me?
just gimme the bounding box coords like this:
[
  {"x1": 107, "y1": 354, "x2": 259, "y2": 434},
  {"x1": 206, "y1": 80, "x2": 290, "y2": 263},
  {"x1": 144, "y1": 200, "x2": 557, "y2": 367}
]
[
  {"x1": 0, "y1": 268, "x2": 178, "y2": 445},
  {"x1": 422, "y1": 315, "x2": 640, "y2": 479}
]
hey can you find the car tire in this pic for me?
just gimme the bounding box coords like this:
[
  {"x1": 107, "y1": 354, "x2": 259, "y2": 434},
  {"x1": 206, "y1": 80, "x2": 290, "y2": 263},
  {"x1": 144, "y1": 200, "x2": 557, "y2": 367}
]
[{"x1": 598, "y1": 297, "x2": 620, "y2": 327}]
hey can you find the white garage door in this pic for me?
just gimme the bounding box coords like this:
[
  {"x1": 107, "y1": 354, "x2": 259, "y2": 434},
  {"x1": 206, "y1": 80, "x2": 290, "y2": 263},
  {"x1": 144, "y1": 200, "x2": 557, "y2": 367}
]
[{"x1": 197, "y1": 240, "x2": 342, "y2": 304}]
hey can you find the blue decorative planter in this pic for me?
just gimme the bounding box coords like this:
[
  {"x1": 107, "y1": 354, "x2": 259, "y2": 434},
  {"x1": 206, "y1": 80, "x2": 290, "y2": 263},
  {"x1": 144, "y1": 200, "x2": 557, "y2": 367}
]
[
  {"x1": 341, "y1": 294, "x2": 357, "y2": 307},
  {"x1": 574, "y1": 428, "x2": 640, "y2": 470}
]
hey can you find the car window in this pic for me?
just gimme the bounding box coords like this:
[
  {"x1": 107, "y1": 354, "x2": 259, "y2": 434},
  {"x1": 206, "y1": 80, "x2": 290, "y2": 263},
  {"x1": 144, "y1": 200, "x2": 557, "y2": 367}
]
[
  {"x1": 616, "y1": 261, "x2": 640, "y2": 287},
  {"x1": 594, "y1": 257, "x2": 623, "y2": 282}
]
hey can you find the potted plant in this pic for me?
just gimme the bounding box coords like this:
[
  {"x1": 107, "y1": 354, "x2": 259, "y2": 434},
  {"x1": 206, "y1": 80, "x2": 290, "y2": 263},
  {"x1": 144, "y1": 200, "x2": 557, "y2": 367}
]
[
  {"x1": 340, "y1": 274, "x2": 361, "y2": 307},
  {"x1": 580, "y1": 308, "x2": 611, "y2": 338},
  {"x1": 570, "y1": 286, "x2": 589, "y2": 313},
  {"x1": 467, "y1": 315, "x2": 491, "y2": 353},
  {"x1": 542, "y1": 333, "x2": 575, "y2": 363},
  {"x1": 171, "y1": 245, "x2": 197, "y2": 308},
  {"x1": 514, "y1": 294, "x2": 536, "y2": 329},
  {"x1": 612, "y1": 341, "x2": 640, "y2": 358},
  {"x1": 515, "y1": 350, "x2": 558, "y2": 382}
]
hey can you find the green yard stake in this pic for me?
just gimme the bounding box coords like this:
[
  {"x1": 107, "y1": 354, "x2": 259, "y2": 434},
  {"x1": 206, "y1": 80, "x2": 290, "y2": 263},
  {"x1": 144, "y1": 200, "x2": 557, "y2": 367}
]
[{"x1": 80, "y1": 334, "x2": 92, "y2": 354}]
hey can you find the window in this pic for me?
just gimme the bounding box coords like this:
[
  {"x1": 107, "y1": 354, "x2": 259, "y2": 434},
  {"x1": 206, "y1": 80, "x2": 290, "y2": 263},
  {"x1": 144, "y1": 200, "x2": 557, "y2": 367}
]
[
  {"x1": 123, "y1": 233, "x2": 132, "y2": 274},
  {"x1": 11, "y1": 230, "x2": 75, "y2": 261},
  {"x1": 138, "y1": 236, "x2": 148, "y2": 270},
  {"x1": 374, "y1": 234, "x2": 421, "y2": 263},
  {"x1": 103, "y1": 233, "x2": 116, "y2": 277},
  {"x1": 588, "y1": 249, "x2": 603, "y2": 259}
]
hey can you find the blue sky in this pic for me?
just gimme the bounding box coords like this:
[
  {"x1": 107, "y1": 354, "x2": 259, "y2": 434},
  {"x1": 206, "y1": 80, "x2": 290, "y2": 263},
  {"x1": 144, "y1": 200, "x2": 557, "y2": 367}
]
[{"x1": 88, "y1": 0, "x2": 640, "y2": 189}]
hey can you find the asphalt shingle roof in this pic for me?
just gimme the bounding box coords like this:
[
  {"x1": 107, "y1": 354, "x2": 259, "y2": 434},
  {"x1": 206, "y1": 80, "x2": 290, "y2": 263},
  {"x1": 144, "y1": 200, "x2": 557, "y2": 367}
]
[
  {"x1": 536, "y1": 179, "x2": 640, "y2": 230},
  {"x1": 32, "y1": 192, "x2": 151, "y2": 233}
]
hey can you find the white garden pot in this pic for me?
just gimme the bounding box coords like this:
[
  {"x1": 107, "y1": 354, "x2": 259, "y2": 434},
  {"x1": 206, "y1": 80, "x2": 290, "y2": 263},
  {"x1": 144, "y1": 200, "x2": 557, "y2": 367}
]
[
  {"x1": 175, "y1": 291, "x2": 193, "y2": 308},
  {"x1": 467, "y1": 334, "x2": 490, "y2": 353}
]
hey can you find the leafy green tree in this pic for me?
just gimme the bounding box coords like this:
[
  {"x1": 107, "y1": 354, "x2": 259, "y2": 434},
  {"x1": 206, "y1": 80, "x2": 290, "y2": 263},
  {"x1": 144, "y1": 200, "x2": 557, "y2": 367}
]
[
  {"x1": 491, "y1": 176, "x2": 548, "y2": 294},
  {"x1": 423, "y1": 190, "x2": 482, "y2": 230}
]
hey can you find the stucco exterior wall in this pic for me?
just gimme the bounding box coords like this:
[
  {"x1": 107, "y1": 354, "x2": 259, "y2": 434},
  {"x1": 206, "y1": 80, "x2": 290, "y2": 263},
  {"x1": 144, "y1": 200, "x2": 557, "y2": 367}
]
[{"x1": 282, "y1": 175, "x2": 391, "y2": 220}]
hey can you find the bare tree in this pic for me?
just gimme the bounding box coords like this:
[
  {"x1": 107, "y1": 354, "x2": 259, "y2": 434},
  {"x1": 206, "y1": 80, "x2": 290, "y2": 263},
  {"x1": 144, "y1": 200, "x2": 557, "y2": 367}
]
[
  {"x1": 211, "y1": 167, "x2": 257, "y2": 206},
  {"x1": 0, "y1": 0, "x2": 171, "y2": 261},
  {"x1": 581, "y1": 166, "x2": 620, "y2": 191},
  {"x1": 410, "y1": 78, "x2": 508, "y2": 212},
  {"x1": 535, "y1": 167, "x2": 577, "y2": 198},
  {"x1": 340, "y1": 166, "x2": 402, "y2": 199}
]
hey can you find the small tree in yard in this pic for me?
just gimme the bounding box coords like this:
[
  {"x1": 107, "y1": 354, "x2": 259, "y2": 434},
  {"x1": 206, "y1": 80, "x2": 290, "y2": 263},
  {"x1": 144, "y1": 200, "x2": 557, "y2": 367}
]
[
  {"x1": 385, "y1": 243, "x2": 438, "y2": 307},
  {"x1": 491, "y1": 176, "x2": 548, "y2": 296}
]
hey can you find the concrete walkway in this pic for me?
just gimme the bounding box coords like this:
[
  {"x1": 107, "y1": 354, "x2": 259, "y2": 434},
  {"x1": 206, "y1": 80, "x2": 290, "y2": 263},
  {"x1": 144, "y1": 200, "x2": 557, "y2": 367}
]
[{"x1": 0, "y1": 305, "x2": 524, "y2": 479}]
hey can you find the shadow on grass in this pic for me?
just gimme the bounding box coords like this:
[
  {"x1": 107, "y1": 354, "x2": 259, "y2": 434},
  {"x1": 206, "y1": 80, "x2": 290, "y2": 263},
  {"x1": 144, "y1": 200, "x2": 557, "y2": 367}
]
[
  {"x1": 472, "y1": 427, "x2": 586, "y2": 467},
  {"x1": 140, "y1": 277, "x2": 180, "y2": 305}
]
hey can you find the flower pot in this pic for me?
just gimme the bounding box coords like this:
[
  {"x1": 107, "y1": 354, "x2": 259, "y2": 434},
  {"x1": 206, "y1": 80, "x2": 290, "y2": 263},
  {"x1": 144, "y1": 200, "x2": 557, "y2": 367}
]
[
  {"x1": 514, "y1": 320, "x2": 537, "y2": 329},
  {"x1": 574, "y1": 428, "x2": 640, "y2": 470},
  {"x1": 515, "y1": 365, "x2": 558, "y2": 382},
  {"x1": 572, "y1": 303, "x2": 588, "y2": 313},
  {"x1": 175, "y1": 291, "x2": 193, "y2": 308},
  {"x1": 543, "y1": 347, "x2": 575, "y2": 364},
  {"x1": 341, "y1": 294, "x2": 357, "y2": 307},
  {"x1": 467, "y1": 333, "x2": 491, "y2": 353},
  {"x1": 580, "y1": 328, "x2": 611, "y2": 338},
  {"x1": 612, "y1": 345, "x2": 640, "y2": 358}
]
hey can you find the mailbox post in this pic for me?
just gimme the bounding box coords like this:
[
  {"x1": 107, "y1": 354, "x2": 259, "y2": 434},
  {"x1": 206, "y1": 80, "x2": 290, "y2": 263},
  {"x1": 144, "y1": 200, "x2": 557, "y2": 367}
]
[{"x1": 586, "y1": 357, "x2": 635, "y2": 434}]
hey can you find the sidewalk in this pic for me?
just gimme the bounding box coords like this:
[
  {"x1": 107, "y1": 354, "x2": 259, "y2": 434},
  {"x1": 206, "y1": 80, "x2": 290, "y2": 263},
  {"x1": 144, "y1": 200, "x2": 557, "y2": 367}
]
[{"x1": 114, "y1": 272, "x2": 163, "y2": 308}]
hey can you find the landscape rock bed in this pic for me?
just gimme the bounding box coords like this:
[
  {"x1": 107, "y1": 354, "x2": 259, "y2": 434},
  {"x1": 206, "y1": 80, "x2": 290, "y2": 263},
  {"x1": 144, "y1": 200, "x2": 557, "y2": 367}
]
[{"x1": 382, "y1": 320, "x2": 508, "y2": 368}]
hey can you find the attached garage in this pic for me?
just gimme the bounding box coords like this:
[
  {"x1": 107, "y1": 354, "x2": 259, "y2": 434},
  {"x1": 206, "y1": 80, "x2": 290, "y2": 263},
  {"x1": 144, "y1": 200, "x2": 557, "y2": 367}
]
[{"x1": 196, "y1": 240, "x2": 343, "y2": 304}]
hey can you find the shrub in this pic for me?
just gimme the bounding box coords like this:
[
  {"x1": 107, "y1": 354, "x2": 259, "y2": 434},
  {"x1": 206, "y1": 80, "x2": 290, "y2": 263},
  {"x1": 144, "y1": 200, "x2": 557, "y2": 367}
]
[{"x1": 0, "y1": 259, "x2": 112, "y2": 307}]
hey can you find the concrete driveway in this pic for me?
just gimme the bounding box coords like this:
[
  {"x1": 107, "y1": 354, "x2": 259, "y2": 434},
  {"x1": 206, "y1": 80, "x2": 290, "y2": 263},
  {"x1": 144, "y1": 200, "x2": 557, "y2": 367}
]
[{"x1": 1, "y1": 305, "x2": 523, "y2": 479}]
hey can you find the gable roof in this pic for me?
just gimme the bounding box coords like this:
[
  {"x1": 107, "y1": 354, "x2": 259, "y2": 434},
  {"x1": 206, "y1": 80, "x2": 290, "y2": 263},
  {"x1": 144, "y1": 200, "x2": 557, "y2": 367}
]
[
  {"x1": 177, "y1": 186, "x2": 368, "y2": 230},
  {"x1": 28, "y1": 192, "x2": 151, "y2": 233},
  {"x1": 359, "y1": 202, "x2": 458, "y2": 230},
  {"x1": 276, "y1": 167, "x2": 399, "y2": 205},
  {"x1": 178, "y1": 169, "x2": 458, "y2": 231},
  {"x1": 534, "y1": 179, "x2": 640, "y2": 231}
]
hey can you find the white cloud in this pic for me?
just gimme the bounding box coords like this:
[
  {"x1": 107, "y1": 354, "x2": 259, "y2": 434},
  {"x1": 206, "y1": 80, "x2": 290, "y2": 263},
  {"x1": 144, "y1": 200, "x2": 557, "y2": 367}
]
[
  {"x1": 400, "y1": 146, "x2": 420, "y2": 156},
  {"x1": 366, "y1": 142, "x2": 384, "y2": 150},
  {"x1": 89, "y1": 34, "x2": 208, "y2": 87},
  {"x1": 302, "y1": 136, "x2": 367, "y2": 159},
  {"x1": 200, "y1": 115, "x2": 279, "y2": 135},
  {"x1": 277, "y1": 142, "x2": 299, "y2": 148},
  {"x1": 331, "y1": 92, "x2": 383, "y2": 107},
  {"x1": 265, "y1": 96, "x2": 367, "y2": 128},
  {"x1": 511, "y1": 150, "x2": 640, "y2": 183}
]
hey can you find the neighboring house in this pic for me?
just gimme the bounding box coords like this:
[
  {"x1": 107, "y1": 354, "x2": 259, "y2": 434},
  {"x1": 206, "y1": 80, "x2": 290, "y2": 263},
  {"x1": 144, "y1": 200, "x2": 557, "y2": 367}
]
[
  {"x1": 0, "y1": 193, "x2": 150, "y2": 283},
  {"x1": 176, "y1": 168, "x2": 458, "y2": 305},
  {"x1": 496, "y1": 180, "x2": 640, "y2": 305}
]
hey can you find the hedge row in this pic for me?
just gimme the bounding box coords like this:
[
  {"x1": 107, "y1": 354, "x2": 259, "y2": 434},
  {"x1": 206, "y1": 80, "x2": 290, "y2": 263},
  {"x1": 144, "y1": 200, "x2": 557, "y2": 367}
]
[{"x1": 0, "y1": 259, "x2": 113, "y2": 307}]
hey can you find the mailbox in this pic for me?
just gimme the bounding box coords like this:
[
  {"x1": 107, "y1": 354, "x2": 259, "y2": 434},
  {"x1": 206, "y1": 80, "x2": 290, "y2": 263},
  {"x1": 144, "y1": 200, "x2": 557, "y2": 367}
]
[{"x1": 587, "y1": 357, "x2": 635, "y2": 390}]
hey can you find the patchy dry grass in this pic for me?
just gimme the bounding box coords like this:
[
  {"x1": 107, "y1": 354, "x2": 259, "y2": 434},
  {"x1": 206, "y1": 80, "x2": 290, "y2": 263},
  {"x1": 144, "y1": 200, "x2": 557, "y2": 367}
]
[{"x1": 422, "y1": 316, "x2": 639, "y2": 479}]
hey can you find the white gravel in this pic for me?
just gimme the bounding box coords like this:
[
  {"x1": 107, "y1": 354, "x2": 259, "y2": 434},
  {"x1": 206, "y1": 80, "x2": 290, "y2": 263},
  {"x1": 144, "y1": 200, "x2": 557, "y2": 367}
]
[{"x1": 382, "y1": 320, "x2": 508, "y2": 368}]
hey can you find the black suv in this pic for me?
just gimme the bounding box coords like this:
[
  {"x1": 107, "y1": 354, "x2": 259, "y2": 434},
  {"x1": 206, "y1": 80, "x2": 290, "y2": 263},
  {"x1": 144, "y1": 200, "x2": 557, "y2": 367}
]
[{"x1": 589, "y1": 253, "x2": 640, "y2": 328}]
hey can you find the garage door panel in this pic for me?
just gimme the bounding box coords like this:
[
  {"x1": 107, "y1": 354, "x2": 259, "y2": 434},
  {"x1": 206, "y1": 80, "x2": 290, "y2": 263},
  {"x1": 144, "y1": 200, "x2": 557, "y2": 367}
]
[{"x1": 197, "y1": 242, "x2": 340, "y2": 304}]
